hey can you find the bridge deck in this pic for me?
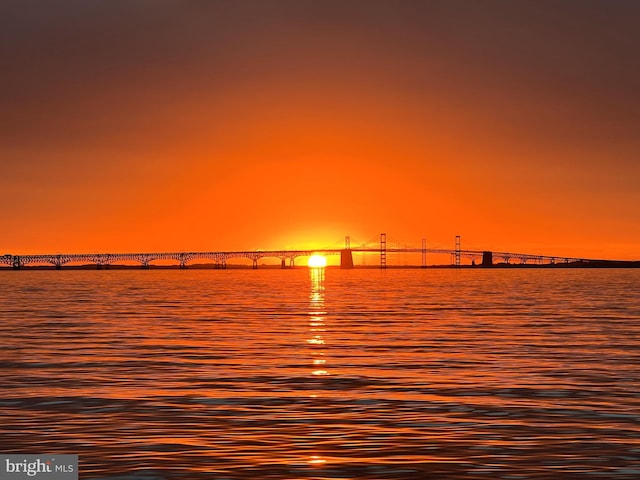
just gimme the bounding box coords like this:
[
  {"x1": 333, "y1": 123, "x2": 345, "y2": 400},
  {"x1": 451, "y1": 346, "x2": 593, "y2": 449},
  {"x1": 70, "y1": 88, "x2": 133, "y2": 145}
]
[{"x1": 1, "y1": 247, "x2": 591, "y2": 268}]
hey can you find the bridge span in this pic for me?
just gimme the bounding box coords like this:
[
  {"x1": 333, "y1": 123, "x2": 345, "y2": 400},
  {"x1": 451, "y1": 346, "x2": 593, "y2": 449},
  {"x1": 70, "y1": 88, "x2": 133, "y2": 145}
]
[{"x1": 1, "y1": 234, "x2": 593, "y2": 270}]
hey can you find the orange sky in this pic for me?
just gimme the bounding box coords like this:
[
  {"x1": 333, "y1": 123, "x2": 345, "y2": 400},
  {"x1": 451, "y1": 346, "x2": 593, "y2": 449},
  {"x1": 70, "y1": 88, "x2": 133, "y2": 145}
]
[{"x1": 1, "y1": 1, "x2": 639, "y2": 259}]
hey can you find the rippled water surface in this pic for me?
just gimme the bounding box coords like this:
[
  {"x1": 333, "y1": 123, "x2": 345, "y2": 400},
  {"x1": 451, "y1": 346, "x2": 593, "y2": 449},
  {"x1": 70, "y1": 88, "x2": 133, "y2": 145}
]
[{"x1": 1, "y1": 268, "x2": 639, "y2": 479}]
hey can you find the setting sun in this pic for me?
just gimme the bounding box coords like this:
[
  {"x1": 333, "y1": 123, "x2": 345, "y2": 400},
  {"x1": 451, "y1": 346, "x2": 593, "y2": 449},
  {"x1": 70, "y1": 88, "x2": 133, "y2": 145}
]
[{"x1": 308, "y1": 254, "x2": 327, "y2": 268}]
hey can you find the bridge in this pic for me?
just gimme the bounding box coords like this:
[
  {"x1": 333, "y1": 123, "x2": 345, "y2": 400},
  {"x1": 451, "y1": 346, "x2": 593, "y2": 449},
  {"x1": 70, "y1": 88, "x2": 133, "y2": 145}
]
[{"x1": 1, "y1": 234, "x2": 595, "y2": 270}]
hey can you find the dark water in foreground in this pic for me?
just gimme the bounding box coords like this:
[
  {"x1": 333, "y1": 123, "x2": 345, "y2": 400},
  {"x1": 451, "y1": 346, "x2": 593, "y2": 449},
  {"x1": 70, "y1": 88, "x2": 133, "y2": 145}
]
[{"x1": 1, "y1": 268, "x2": 639, "y2": 479}]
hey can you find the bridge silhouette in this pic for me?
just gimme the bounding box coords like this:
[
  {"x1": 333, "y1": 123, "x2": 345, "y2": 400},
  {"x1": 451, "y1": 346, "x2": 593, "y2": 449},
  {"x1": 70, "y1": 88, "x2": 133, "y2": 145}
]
[{"x1": 1, "y1": 234, "x2": 594, "y2": 270}]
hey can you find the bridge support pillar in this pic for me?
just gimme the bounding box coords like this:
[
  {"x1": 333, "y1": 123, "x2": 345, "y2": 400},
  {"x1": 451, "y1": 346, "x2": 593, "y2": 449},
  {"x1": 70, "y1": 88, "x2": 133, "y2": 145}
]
[
  {"x1": 281, "y1": 258, "x2": 286, "y2": 269},
  {"x1": 12, "y1": 256, "x2": 20, "y2": 270},
  {"x1": 340, "y1": 249, "x2": 354, "y2": 269},
  {"x1": 252, "y1": 259, "x2": 258, "y2": 269},
  {"x1": 482, "y1": 251, "x2": 493, "y2": 267}
]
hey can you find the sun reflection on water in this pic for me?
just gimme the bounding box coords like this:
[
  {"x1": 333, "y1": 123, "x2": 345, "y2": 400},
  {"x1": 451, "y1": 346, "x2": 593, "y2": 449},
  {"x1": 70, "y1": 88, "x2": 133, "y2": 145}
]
[
  {"x1": 308, "y1": 268, "x2": 327, "y2": 374},
  {"x1": 306, "y1": 266, "x2": 328, "y2": 468}
]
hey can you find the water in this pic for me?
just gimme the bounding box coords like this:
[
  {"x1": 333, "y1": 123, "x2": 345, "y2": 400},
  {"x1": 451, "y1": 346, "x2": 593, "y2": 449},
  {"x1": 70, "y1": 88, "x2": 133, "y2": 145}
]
[{"x1": 1, "y1": 268, "x2": 639, "y2": 479}]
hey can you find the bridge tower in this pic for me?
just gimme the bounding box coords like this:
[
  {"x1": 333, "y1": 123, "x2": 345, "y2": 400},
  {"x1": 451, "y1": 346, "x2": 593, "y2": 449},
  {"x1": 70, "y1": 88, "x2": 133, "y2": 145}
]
[
  {"x1": 12, "y1": 256, "x2": 20, "y2": 270},
  {"x1": 482, "y1": 251, "x2": 493, "y2": 267},
  {"x1": 380, "y1": 233, "x2": 387, "y2": 269},
  {"x1": 421, "y1": 238, "x2": 427, "y2": 268},
  {"x1": 340, "y1": 235, "x2": 354, "y2": 269},
  {"x1": 455, "y1": 235, "x2": 461, "y2": 266}
]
